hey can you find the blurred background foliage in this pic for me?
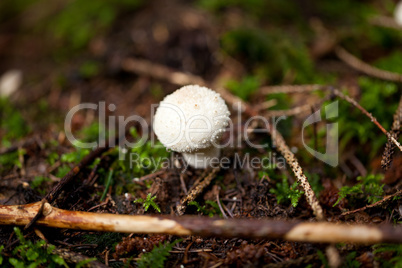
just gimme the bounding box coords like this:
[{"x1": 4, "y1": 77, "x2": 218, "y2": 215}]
[{"x1": 0, "y1": 0, "x2": 401, "y2": 206}]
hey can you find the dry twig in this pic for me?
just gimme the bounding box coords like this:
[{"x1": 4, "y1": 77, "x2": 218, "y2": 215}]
[
  {"x1": 261, "y1": 84, "x2": 326, "y2": 95},
  {"x1": 341, "y1": 190, "x2": 402, "y2": 216},
  {"x1": 1, "y1": 202, "x2": 402, "y2": 244},
  {"x1": 369, "y1": 16, "x2": 402, "y2": 30},
  {"x1": 335, "y1": 46, "x2": 402, "y2": 83}
]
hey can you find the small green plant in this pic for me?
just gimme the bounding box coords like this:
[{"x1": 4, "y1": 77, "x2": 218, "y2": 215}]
[
  {"x1": 316, "y1": 250, "x2": 329, "y2": 268},
  {"x1": 7, "y1": 227, "x2": 68, "y2": 267},
  {"x1": 101, "y1": 169, "x2": 114, "y2": 201},
  {"x1": 30, "y1": 176, "x2": 51, "y2": 195},
  {"x1": 134, "y1": 193, "x2": 161, "y2": 213},
  {"x1": 47, "y1": 0, "x2": 143, "y2": 51},
  {"x1": 226, "y1": 76, "x2": 260, "y2": 101},
  {"x1": 334, "y1": 174, "x2": 385, "y2": 206},
  {"x1": 338, "y1": 78, "x2": 398, "y2": 158},
  {"x1": 373, "y1": 244, "x2": 402, "y2": 267},
  {"x1": 0, "y1": 245, "x2": 4, "y2": 265},
  {"x1": 343, "y1": 251, "x2": 361, "y2": 268},
  {"x1": 188, "y1": 200, "x2": 223, "y2": 217},
  {"x1": 0, "y1": 98, "x2": 30, "y2": 146},
  {"x1": 76, "y1": 258, "x2": 98, "y2": 268},
  {"x1": 136, "y1": 239, "x2": 181, "y2": 268},
  {"x1": 270, "y1": 177, "x2": 304, "y2": 207},
  {"x1": 0, "y1": 148, "x2": 25, "y2": 171}
]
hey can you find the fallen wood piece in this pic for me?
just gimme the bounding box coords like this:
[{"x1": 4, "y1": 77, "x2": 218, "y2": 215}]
[{"x1": 1, "y1": 202, "x2": 402, "y2": 244}]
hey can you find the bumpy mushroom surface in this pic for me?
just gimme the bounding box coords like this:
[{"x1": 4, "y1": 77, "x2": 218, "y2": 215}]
[
  {"x1": 153, "y1": 85, "x2": 230, "y2": 153},
  {"x1": 153, "y1": 85, "x2": 230, "y2": 168}
]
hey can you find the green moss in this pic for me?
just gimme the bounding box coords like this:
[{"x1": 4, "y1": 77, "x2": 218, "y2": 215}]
[
  {"x1": 374, "y1": 244, "x2": 402, "y2": 267},
  {"x1": 6, "y1": 227, "x2": 68, "y2": 267},
  {"x1": 47, "y1": 0, "x2": 143, "y2": 51},
  {"x1": 269, "y1": 176, "x2": 304, "y2": 207},
  {"x1": 188, "y1": 200, "x2": 223, "y2": 217},
  {"x1": 30, "y1": 176, "x2": 51, "y2": 195},
  {"x1": 334, "y1": 174, "x2": 385, "y2": 207},
  {"x1": 0, "y1": 98, "x2": 30, "y2": 145},
  {"x1": 374, "y1": 51, "x2": 402, "y2": 74},
  {"x1": 337, "y1": 78, "x2": 398, "y2": 158},
  {"x1": 134, "y1": 193, "x2": 161, "y2": 213},
  {"x1": 221, "y1": 28, "x2": 326, "y2": 84},
  {"x1": 226, "y1": 76, "x2": 260, "y2": 101},
  {"x1": 137, "y1": 239, "x2": 181, "y2": 268}
]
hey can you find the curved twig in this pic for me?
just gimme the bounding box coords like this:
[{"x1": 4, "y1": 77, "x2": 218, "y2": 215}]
[
  {"x1": 335, "y1": 46, "x2": 402, "y2": 83},
  {"x1": 1, "y1": 202, "x2": 402, "y2": 244}
]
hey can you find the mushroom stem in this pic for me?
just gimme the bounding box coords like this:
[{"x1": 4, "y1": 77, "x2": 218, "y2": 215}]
[{"x1": 182, "y1": 146, "x2": 221, "y2": 169}]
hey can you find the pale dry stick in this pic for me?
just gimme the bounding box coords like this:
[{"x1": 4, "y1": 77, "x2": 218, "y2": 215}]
[
  {"x1": 1, "y1": 202, "x2": 402, "y2": 244},
  {"x1": 177, "y1": 168, "x2": 220, "y2": 215},
  {"x1": 335, "y1": 46, "x2": 402, "y2": 83},
  {"x1": 332, "y1": 89, "x2": 402, "y2": 152},
  {"x1": 270, "y1": 132, "x2": 325, "y2": 220},
  {"x1": 122, "y1": 58, "x2": 206, "y2": 87},
  {"x1": 263, "y1": 97, "x2": 329, "y2": 118},
  {"x1": 121, "y1": 57, "x2": 324, "y2": 221},
  {"x1": 369, "y1": 15, "x2": 402, "y2": 31},
  {"x1": 260, "y1": 84, "x2": 326, "y2": 95}
]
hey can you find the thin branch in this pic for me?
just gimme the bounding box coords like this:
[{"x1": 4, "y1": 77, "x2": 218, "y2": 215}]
[
  {"x1": 335, "y1": 46, "x2": 402, "y2": 83},
  {"x1": 263, "y1": 96, "x2": 330, "y2": 118},
  {"x1": 1, "y1": 202, "x2": 402, "y2": 244},
  {"x1": 341, "y1": 190, "x2": 402, "y2": 216},
  {"x1": 369, "y1": 15, "x2": 402, "y2": 30},
  {"x1": 260, "y1": 84, "x2": 326, "y2": 95},
  {"x1": 332, "y1": 89, "x2": 402, "y2": 152},
  {"x1": 121, "y1": 58, "x2": 205, "y2": 86}
]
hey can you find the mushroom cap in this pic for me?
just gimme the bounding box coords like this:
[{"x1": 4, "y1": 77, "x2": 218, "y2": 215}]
[
  {"x1": 153, "y1": 85, "x2": 230, "y2": 153},
  {"x1": 182, "y1": 146, "x2": 221, "y2": 169},
  {"x1": 396, "y1": 1, "x2": 402, "y2": 26}
]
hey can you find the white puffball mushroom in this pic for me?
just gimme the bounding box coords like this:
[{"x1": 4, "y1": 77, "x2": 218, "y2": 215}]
[
  {"x1": 395, "y1": 1, "x2": 402, "y2": 26},
  {"x1": 153, "y1": 85, "x2": 230, "y2": 168}
]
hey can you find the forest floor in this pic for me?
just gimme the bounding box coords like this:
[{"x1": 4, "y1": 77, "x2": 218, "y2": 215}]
[{"x1": 0, "y1": 0, "x2": 402, "y2": 267}]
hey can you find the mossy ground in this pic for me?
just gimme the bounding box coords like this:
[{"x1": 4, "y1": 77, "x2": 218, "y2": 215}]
[{"x1": 0, "y1": 0, "x2": 401, "y2": 267}]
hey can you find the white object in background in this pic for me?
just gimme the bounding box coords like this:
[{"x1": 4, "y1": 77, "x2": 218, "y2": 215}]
[
  {"x1": 0, "y1": 69, "x2": 23, "y2": 98},
  {"x1": 395, "y1": 1, "x2": 402, "y2": 26}
]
